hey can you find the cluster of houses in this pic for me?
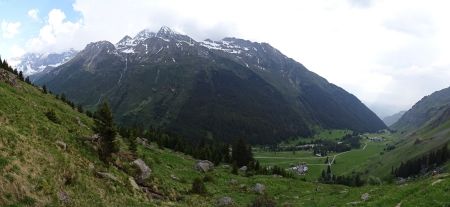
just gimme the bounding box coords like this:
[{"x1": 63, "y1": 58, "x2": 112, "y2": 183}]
[
  {"x1": 369, "y1": 137, "x2": 384, "y2": 142},
  {"x1": 291, "y1": 163, "x2": 308, "y2": 175}
]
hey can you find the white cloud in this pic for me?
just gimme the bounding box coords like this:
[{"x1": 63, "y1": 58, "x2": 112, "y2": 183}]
[
  {"x1": 16, "y1": 0, "x2": 450, "y2": 117},
  {"x1": 27, "y1": 9, "x2": 39, "y2": 21},
  {"x1": 26, "y1": 9, "x2": 81, "y2": 53},
  {"x1": 1, "y1": 21, "x2": 21, "y2": 38}
]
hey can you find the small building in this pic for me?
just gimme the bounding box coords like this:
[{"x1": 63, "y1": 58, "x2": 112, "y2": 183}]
[
  {"x1": 369, "y1": 137, "x2": 384, "y2": 142},
  {"x1": 292, "y1": 163, "x2": 308, "y2": 175}
]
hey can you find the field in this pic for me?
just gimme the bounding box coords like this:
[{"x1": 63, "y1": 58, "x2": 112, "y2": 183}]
[{"x1": 254, "y1": 131, "x2": 397, "y2": 180}]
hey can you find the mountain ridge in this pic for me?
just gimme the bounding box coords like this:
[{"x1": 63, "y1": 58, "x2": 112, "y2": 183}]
[{"x1": 36, "y1": 26, "x2": 386, "y2": 144}]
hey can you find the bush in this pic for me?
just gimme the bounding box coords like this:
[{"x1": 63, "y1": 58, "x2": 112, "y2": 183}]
[
  {"x1": 45, "y1": 109, "x2": 60, "y2": 124},
  {"x1": 203, "y1": 174, "x2": 214, "y2": 183},
  {"x1": 190, "y1": 178, "x2": 207, "y2": 194},
  {"x1": 249, "y1": 194, "x2": 276, "y2": 207}
]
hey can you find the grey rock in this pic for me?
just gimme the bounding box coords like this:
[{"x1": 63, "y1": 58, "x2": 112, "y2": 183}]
[
  {"x1": 96, "y1": 172, "x2": 120, "y2": 183},
  {"x1": 216, "y1": 196, "x2": 234, "y2": 207},
  {"x1": 132, "y1": 159, "x2": 151, "y2": 183},
  {"x1": 129, "y1": 177, "x2": 140, "y2": 190},
  {"x1": 239, "y1": 166, "x2": 247, "y2": 172},
  {"x1": 55, "y1": 140, "x2": 67, "y2": 151},
  {"x1": 58, "y1": 190, "x2": 70, "y2": 204},
  {"x1": 253, "y1": 183, "x2": 266, "y2": 194},
  {"x1": 361, "y1": 193, "x2": 370, "y2": 201},
  {"x1": 195, "y1": 160, "x2": 214, "y2": 173},
  {"x1": 229, "y1": 179, "x2": 238, "y2": 185}
]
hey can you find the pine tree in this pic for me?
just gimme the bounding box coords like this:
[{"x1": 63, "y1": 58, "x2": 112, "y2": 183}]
[
  {"x1": 94, "y1": 102, "x2": 117, "y2": 163},
  {"x1": 231, "y1": 138, "x2": 253, "y2": 167},
  {"x1": 42, "y1": 85, "x2": 48, "y2": 94},
  {"x1": 18, "y1": 71, "x2": 24, "y2": 81}
]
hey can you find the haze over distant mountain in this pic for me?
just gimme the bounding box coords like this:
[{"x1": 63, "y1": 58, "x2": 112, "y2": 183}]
[
  {"x1": 36, "y1": 26, "x2": 386, "y2": 144},
  {"x1": 12, "y1": 49, "x2": 78, "y2": 79},
  {"x1": 392, "y1": 86, "x2": 450, "y2": 131},
  {"x1": 383, "y1": 111, "x2": 406, "y2": 127}
]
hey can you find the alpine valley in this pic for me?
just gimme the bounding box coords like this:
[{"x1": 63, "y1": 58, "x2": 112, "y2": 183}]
[{"x1": 1, "y1": 23, "x2": 449, "y2": 207}]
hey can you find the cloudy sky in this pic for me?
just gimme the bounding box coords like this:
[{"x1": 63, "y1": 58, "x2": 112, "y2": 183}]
[{"x1": 1, "y1": 0, "x2": 450, "y2": 118}]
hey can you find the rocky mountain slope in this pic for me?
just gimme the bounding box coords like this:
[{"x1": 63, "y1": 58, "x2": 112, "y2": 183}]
[{"x1": 36, "y1": 26, "x2": 386, "y2": 144}]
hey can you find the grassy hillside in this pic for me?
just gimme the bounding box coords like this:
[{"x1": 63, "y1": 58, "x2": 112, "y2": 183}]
[
  {"x1": 0, "y1": 69, "x2": 152, "y2": 206},
  {"x1": 1, "y1": 68, "x2": 449, "y2": 206}
]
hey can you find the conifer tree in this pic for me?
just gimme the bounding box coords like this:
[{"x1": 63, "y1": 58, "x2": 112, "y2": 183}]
[{"x1": 94, "y1": 102, "x2": 117, "y2": 163}]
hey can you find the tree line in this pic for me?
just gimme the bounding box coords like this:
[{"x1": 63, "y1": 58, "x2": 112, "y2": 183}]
[
  {"x1": 393, "y1": 143, "x2": 449, "y2": 178},
  {"x1": 319, "y1": 165, "x2": 365, "y2": 187}
]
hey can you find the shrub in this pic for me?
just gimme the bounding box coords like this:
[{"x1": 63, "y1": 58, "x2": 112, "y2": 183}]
[
  {"x1": 45, "y1": 109, "x2": 61, "y2": 124},
  {"x1": 0, "y1": 157, "x2": 8, "y2": 170},
  {"x1": 249, "y1": 194, "x2": 276, "y2": 207},
  {"x1": 203, "y1": 174, "x2": 214, "y2": 183},
  {"x1": 190, "y1": 178, "x2": 207, "y2": 194}
]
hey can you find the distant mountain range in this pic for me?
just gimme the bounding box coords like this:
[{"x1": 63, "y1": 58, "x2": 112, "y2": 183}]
[
  {"x1": 33, "y1": 26, "x2": 386, "y2": 144},
  {"x1": 12, "y1": 49, "x2": 78, "y2": 79},
  {"x1": 382, "y1": 111, "x2": 406, "y2": 127}
]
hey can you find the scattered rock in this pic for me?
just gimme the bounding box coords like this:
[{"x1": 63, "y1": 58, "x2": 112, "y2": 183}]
[
  {"x1": 239, "y1": 166, "x2": 247, "y2": 172},
  {"x1": 195, "y1": 160, "x2": 214, "y2": 173},
  {"x1": 272, "y1": 174, "x2": 282, "y2": 178},
  {"x1": 170, "y1": 174, "x2": 179, "y2": 181},
  {"x1": 88, "y1": 163, "x2": 95, "y2": 171},
  {"x1": 229, "y1": 179, "x2": 238, "y2": 185},
  {"x1": 216, "y1": 196, "x2": 234, "y2": 207},
  {"x1": 84, "y1": 134, "x2": 99, "y2": 142},
  {"x1": 431, "y1": 179, "x2": 443, "y2": 186},
  {"x1": 96, "y1": 172, "x2": 120, "y2": 183},
  {"x1": 222, "y1": 165, "x2": 230, "y2": 169},
  {"x1": 132, "y1": 159, "x2": 151, "y2": 183},
  {"x1": 55, "y1": 140, "x2": 67, "y2": 151},
  {"x1": 361, "y1": 193, "x2": 370, "y2": 201},
  {"x1": 129, "y1": 177, "x2": 140, "y2": 190},
  {"x1": 395, "y1": 202, "x2": 402, "y2": 207},
  {"x1": 396, "y1": 178, "x2": 406, "y2": 185},
  {"x1": 347, "y1": 201, "x2": 361, "y2": 205},
  {"x1": 75, "y1": 116, "x2": 86, "y2": 127},
  {"x1": 58, "y1": 190, "x2": 70, "y2": 204},
  {"x1": 253, "y1": 183, "x2": 265, "y2": 194},
  {"x1": 239, "y1": 184, "x2": 247, "y2": 190},
  {"x1": 136, "y1": 137, "x2": 146, "y2": 144},
  {"x1": 142, "y1": 187, "x2": 164, "y2": 200}
]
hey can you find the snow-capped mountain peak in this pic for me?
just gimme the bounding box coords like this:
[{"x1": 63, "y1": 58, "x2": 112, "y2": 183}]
[{"x1": 14, "y1": 49, "x2": 78, "y2": 76}]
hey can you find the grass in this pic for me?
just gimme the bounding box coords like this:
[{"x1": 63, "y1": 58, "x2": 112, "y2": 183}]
[{"x1": 1, "y1": 69, "x2": 450, "y2": 206}]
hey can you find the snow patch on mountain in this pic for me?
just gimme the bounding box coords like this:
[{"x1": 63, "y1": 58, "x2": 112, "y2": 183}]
[{"x1": 13, "y1": 49, "x2": 78, "y2": 76}]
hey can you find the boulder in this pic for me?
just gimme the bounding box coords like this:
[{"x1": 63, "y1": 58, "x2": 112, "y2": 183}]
[
  {"x1": 361, "y1": 193, "x2": 370, "y2": 201},
  {"x1": 55, "y1": 140, "x2": 67, "y2": 151},
  {"x1": 216, "y1": 196, "x2": 234, "y2": 207},
  {"x1": 170, "y1": 174, "x2": 179, "y2": 181},
  {"x1": 253, "y1": 183, "x2": 266, "y2": 194},
  {"x1": 96, "y1": 172, "x2": 120, "y2": 183},
  {"x1": 229, "y1": 179, "x2": 238, "y2": 185},
  {"x1": 239, "y1": 166, "x2": 248, "y2": 172},
  {"x1": 132, "y1": 159, "x2": 151, "y2": 183},
  {"x1": 195, "y1": 160, "x2": 214, "y2": 173},
  {"x1": 58, "y1": 190, "x2": 70, "y2": 204},
  {"x1": 129, "y1": 177, "x2": 140, "y2": 190}
]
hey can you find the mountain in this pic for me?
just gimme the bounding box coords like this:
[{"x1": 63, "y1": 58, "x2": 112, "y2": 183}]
[
  {"x1": 382, "y1": 111, "x2": 406, "y2": 127},
  {"x1": 363, "y1": 87, "x2": 450, "y2": 179},
  {"x1": 36, "y1": 26, "x2": 386, "y2": 144},
  {"x1": 392, "y1": 86, "x2": 450, "y2": 131},
  {"x1": 12, "y1": 49, "x2": 78, "y2": 78}
]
